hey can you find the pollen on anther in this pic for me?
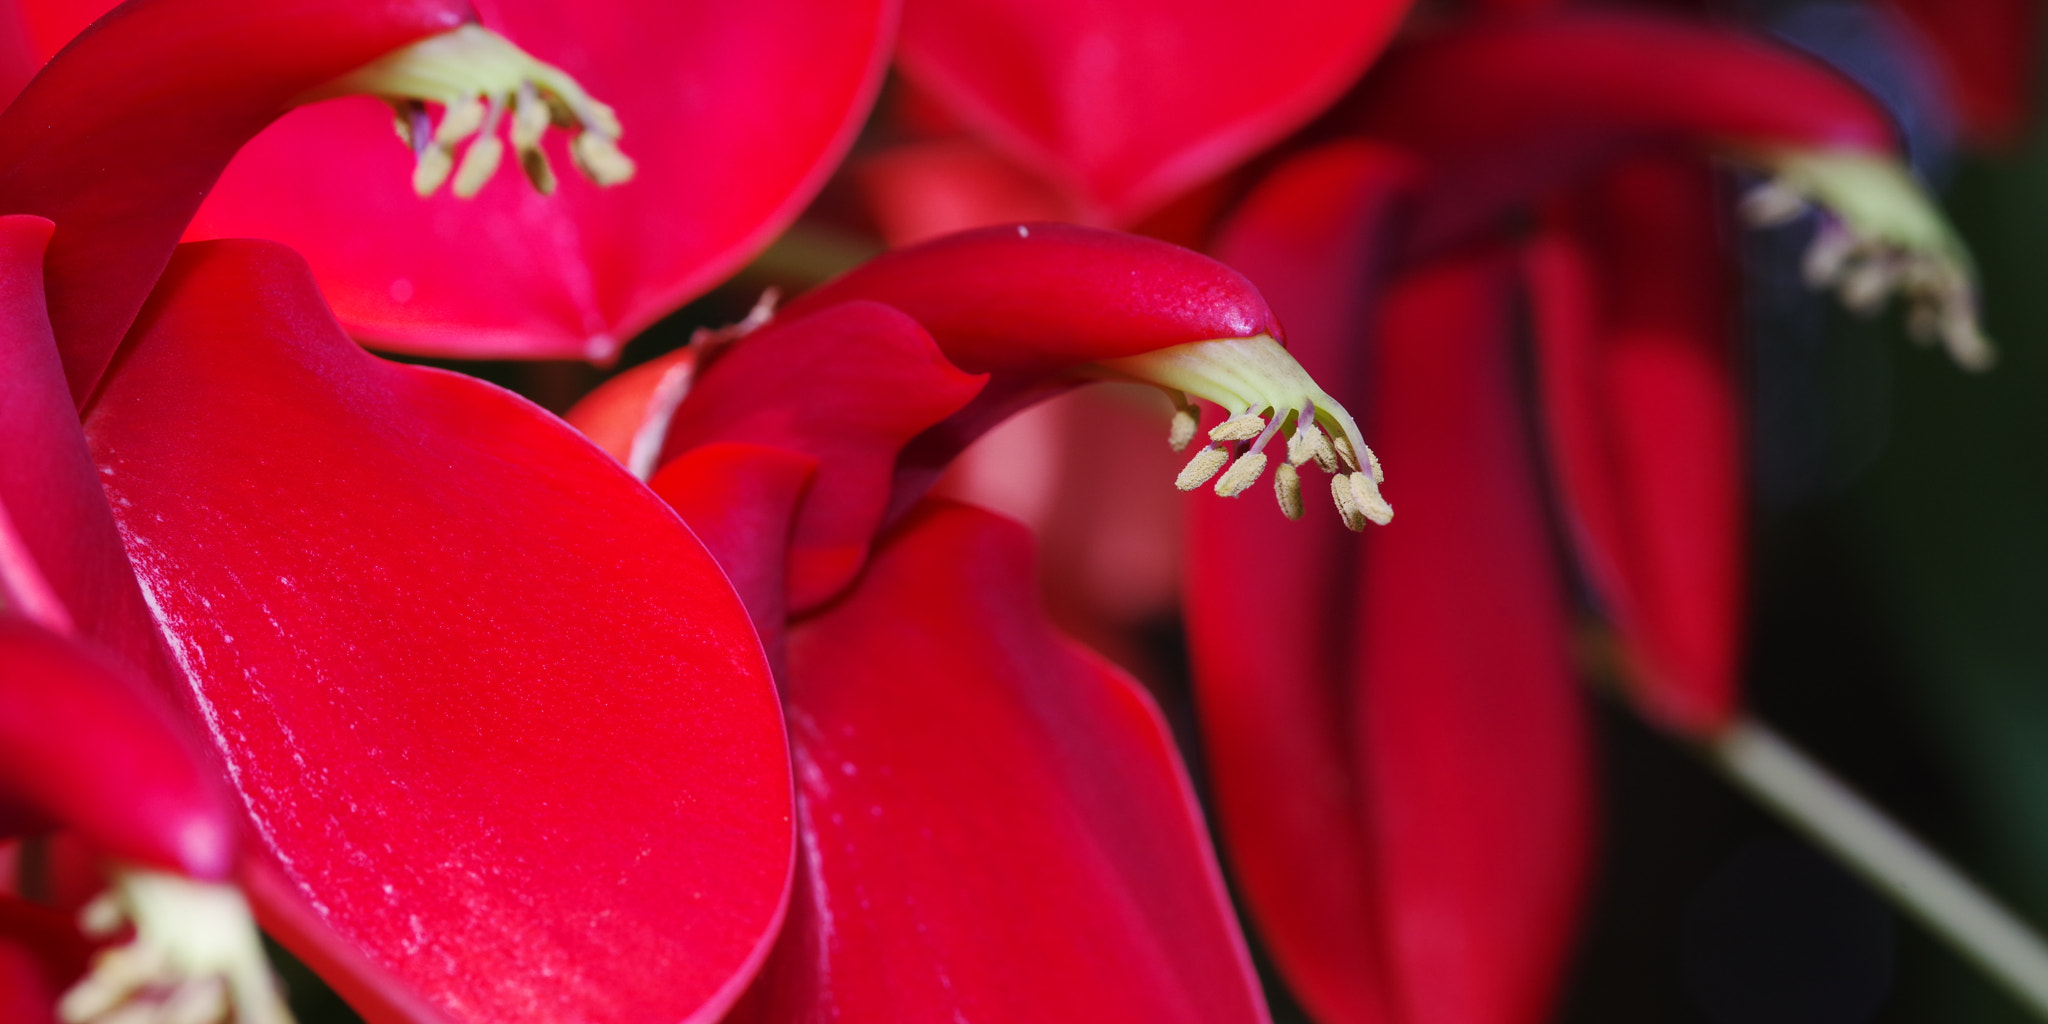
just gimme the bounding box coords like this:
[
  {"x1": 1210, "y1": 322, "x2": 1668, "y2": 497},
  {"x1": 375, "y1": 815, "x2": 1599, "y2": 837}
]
[
  {"x1": 1176, "y1": 447, "x2": 1230, "y2": 490},
  {"x1": 1168, "y1": 408, "x2": 1199, "y2": 452},
  {"x1": 1332, "y1": 475, "x2": 1368, "y2": 531},
  {"x1": 1209, "y1": 413, "x2": 1266, "y2": 442},
  {"x1": 1214, "y1": 452, "x2": 1268, "y2": 497},
  {"x1": 1349, "y1": 472, "x2": 1394, "y2": 526},
  {"x1": 1275, "y1": 463, "x2": 1304, "y2": 520}
]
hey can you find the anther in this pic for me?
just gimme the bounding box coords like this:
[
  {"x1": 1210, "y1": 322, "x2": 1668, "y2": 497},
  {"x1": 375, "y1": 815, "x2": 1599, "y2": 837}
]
[
  {"x1": 1286, "y1": 419, "x2": 1323, "y2": 466},
  {"x1": 1332, "y1": 475, "x2": 1368, "y2": 531},
  {"x1": 1214, "y1": 452, "x2": 1269, "y2": 497},
  {"x1": 511, "y1": 81, "x2": 557, "y2": 194},
  {"x1": 1275, "y1": 462, "x2": 1304, "y2": 520},
  {"x1": 451, "y1": 98, "x2": 508, "y2": 198},
  {"x1": 1177, "y1": 447, "x2": 1230, "y2": 490},
  {"x1": 1349, "y1": 472, "x2": 1394, "y2": 526},
  {"x1": 1330, "y1": 433, "x2": 1361, "y2": 472},
  {"x1": 1209, "y1": 413, "x2": 1267, "y2": 442},
  {"x1": 1168, "y1": 405, "x2": 1199, "y2": 452}
]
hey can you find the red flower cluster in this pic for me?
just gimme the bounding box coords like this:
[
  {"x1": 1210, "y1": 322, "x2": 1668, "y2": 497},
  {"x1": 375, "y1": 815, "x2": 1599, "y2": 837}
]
[{"x1": 0, "y1": 1, "x2": 2028, "y2": 1023}]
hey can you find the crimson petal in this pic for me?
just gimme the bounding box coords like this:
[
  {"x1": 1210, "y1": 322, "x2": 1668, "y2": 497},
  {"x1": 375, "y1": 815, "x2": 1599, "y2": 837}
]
[
  {"x1": 729, "y1": 500, "x2": 1270, "y2": 1023},
  {"x1": 896, "y1": 0, "x2": 1408, "y2": 225},
  {"x1": 81, "y1": 239, "x2": 792, "y2": 1024},
  {"x1": 0, "y1": 0, "x2": 471, "y2": 404},
  {"x1": 1188, "y1": 142, "x2": 1413, "y2": 1024},
  {"x1": 186, "y1": 0, "x2": 896, "y2": 361}
]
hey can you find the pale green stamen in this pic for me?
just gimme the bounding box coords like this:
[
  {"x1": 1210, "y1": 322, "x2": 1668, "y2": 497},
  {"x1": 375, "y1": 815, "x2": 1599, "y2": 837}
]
[
  {"x1": 1741, "y1": 149, "x2": 1991, "y2": 371},
  {"x1": 310, "y1": 25, "x2": 635, "y2": 199},
  {"x1": 60, "y1": 867, "x2": 294, "y2": 1024},
  {"x1": 1096, "y1": 334, "x2": 1391, "y2": 529}
]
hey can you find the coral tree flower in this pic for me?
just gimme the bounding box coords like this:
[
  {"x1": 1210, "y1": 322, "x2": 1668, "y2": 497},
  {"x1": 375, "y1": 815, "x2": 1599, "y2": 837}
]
[
  {"x1": 568, "y1": 222, "x2": 1388, "y2": 1022},
  {"x1": 1180, "y1": 12, "x2": 1989, "y2": 1024},
  {"x1": 0, "y1": 3, "x2": 801, "y2": 1021},
  {"x1": 10, "y1": 0, "x2": 895, "y2": 361}
]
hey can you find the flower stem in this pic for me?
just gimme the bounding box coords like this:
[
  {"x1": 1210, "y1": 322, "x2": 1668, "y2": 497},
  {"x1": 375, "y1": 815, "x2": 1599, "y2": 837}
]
[{"x1": 1707, "y1": 717, "x2": 2048, "y2": 1018}]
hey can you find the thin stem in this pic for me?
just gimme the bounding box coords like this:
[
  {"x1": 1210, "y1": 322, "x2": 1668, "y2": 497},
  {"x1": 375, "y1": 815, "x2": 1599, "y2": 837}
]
[{"x1": 1708, "y1": 717, "x2": 2048, "y2": 1018}]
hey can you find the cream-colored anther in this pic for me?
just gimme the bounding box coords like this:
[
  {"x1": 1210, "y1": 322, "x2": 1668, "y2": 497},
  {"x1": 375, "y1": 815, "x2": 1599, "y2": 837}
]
[
  {"x1": 1176, "y1": 447, "x2": 1230, "y2": 490},
  {"x1": 1168, "y1": 407, "x2": 1199, "y2": 452},
  {"x1": 1755, "y1": 149, "x2": 1993, "y2": 371},
  {"x1": 572, "y1": 132, "x2": 638, "y2": 187},
  {"x1": 1330, "y1": 433, "x2": 1361, "y2": 472},
  {"x1": 1349, "y1": 472, "x2": 1394, "y2": 526},
  {"x1": 1286, "y1": 420, "x2": 1322, "y2": 466},
  {"x1": 60, "y1": 868, "x2": 295, "y2": 1024},
  {"x1": 1214, "y1": 452, "x2": 1268, "y2": 497},
  {"x1": 1738, "y1": 179, "x2": 1810, "y2": 228},
  {"x1": 314, "y1": 24, "x2": 635, "y2": 200},
  {"x1": 451, "y1": 97, "x2": 507, "y2": 198},
  {"x1": 1332, "y1": 475, "x2": 1368, "y2": 531},
  {"x1": 1275, "y1": 462, "x2": 1304, "y2": 520},
  {"x1": 1360, "y1": 443, "x2": 1384, "y2": 484},
  {"x1": 510, "y1": 81, "x2": 558, "y2": 193},
  {"x1": 1209, "y1": 413, "x2": 1267, "y2": 442}
]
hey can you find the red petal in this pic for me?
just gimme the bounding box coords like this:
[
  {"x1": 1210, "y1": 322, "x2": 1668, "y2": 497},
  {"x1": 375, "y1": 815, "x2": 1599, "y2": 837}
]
[
  {"x1": 651, "y1": 442, "x2": 818, "y2": 670},
  {"x1": 854, "y1": 137, "x2": 1078, "y2": 247},
  {"x1": 729, "y1": 501, "x2": 1269, "y2": 1023},
  {"x1": 1352, "y1": 253, "x2": 1592, "y2": 1024},
  {"x1": 0, "y1": 214, "x2": 182, "y2": 696},
  {"x1": 0, "y1": 0, "x2": 470, "y2": 404},
  {"x1": 1527, "y1": 160, "x2": 1743, "y2": 734},
  {"x1": 896, "y1": 0, "x2": 1408, "y2": 225},
  {"x1": 0, "y1": 617, "x2": 234, "y2": 878},
  {"x1": 0, "y1": 894, "x2": 89, "y2": 1024},
  {"x1": 1188, "y1": 142, "x2": 1415, "y2": 1024},
  {"x1": 784, "y1": 222, "x2": 1280, "y2": 372},
  {"x1": 81, "y1": 239, "x2": 792, "y2": 1024},
  {"x1": 1889, "y1": 0, "x2": 2039, "y2": 148},
  {"x1": 1346, "y1": 13, "x2": 1897, "y2": 256},
  {"x1": 657, "y1": 301, "x2": 986, "y2": 611},
  {"x1": 187, "y1": 0, "x2": 896, "y2": 361}
]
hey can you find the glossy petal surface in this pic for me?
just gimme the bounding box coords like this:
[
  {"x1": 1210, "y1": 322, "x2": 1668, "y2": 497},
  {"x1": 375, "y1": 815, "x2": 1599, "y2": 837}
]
[
  {"x1": 731, "y1": 501, "x2": 1270, "y2": 1024},
  {"x1": 784, "y1": 222, "x2": 1278, "y2": 372},
  {"x1": 82, "y1": 240, "x2": 792, "y2": 1024},
  {"x1": 187, "y1": 0, "x2": 896, "y2": 361},
  {"x1": 0, "y1": 0, "x2": 470, "y2": 403},
  {"x1": 657, "y1": 301, "x2": 985, "y2": 611},
  {"x1": 0, "y1": 617, "x2": 233, "y2": 878},
  {"x1": 897, "y1": 0, "x2": 1407, "y2": 224}
]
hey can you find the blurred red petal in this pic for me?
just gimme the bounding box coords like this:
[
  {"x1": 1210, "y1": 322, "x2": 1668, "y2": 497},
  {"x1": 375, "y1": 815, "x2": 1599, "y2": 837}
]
[
  {"x1": 0, "y1": 0, "x2": 470, "y2": 403},
  {"x1": 730, "y1": 501, "x2": 1269, "y2": 1024},
  {"x1": 1528, "y1": 160, "x2": 1743, "y2": 733},
  {"x1": 0, "y1": 894, "x2": 88, "y2": 1024},
  {"x1": 1346, "y1": 13, "x2": 1896, "y2": 256},
  {"x1": 657, "y1": 301, "x2": 986, "y2": 611},
  {"x1": 897, "y1": 0, "x2": 1409, "y2": 225},
  {"x1": 1355, "y1": 254, "x2": 1592, "y2": 1024},
  {"x1": 1889, "y1": 0, "x2": 2039, "y2": 148},
  {"x1": 1189, "y1": 141, "x2": 1414, "y2": 1024},
  {"x1": 187, "y1": 0, "x2": 895, "y2": 361},
  {"x1": 81, "y1": 239, "x2": 792, "y2": 1024},
  {"x1": 0, "y1": 617, "x2": 234, "y2": 878},
  {"x1": 651, "y1": 442, "x2": 818, "y2": 668},
  {"x1": 854, "y1": 137, "x2": 1077, "y2": 248}
]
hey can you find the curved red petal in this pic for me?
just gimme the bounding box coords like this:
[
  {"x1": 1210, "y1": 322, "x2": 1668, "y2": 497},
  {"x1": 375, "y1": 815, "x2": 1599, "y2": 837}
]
[
  {"x1": 1346, "y1": 12, "x2": 1897, "y2": 256},
  {"x1": 897, "y1": 0, "x2": 1409, "y2": 225},
  {"x1": 657, "y1": 301, "x2": 986, "y2": 611},
  {"x1": 1528, "y1": 160, "x2": 1743, "y2": 734},
  {"x1": 0, "y1": 0, "x2": 471, "y2": 403},
  {"x1": 651, "y1": 442, "x2": 818, "y2": 671},
  {"x1": 80, "y1": 239, "x2": 792, "y2": 1024},
  {"x1": 0, "y1": 215, "x2": 182, "y2": 695},
  {"x1": 730, "y1": 500, "x2": 1269, "y2": 1024},
  {"x1": 1187, "y1": 142, "x2": 1414, "y2": 1024},
  {"x1": 187, "y1": 0, "x2": 896, "y2": 361},
  {"x1": 1353, "y1": 253, "x2": 1592, "y2": 1024},
  {"x1": 854, "y1": 137, "x2": 1077, "y2": 248},
  {"x1": 0, "y1": 617, "x2": 235, "y2": 879},
  {"x1": 784, "y1": 222, "x2": 1279, "y2": 373}
]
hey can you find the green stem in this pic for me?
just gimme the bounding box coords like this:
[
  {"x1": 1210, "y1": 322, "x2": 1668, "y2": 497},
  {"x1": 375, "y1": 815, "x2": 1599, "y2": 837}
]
[{"x1": 1708, "y1": 717, "x2": 2048, "y2": 1018}]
